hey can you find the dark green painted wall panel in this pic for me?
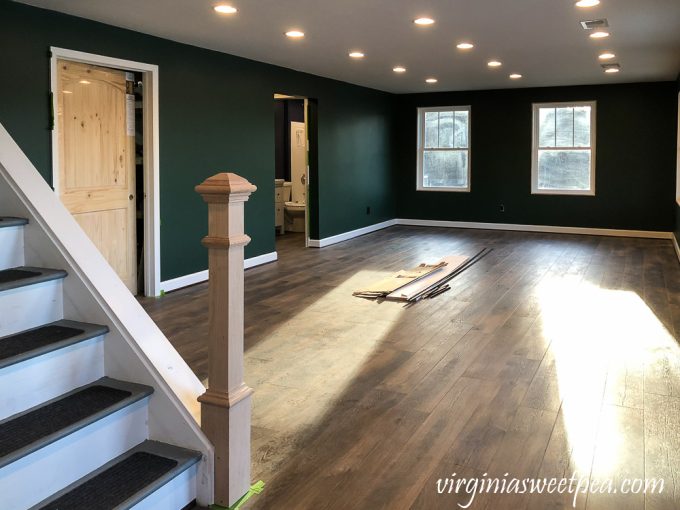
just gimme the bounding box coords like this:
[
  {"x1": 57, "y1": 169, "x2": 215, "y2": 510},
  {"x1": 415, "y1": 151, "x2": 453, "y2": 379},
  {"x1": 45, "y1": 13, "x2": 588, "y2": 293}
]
[
  {"x1": 395, "y1": 82, "x2": 677, "y2": 231},
  {"x1": 0, "y1": 0, "x2": 396, "y2": 280}
]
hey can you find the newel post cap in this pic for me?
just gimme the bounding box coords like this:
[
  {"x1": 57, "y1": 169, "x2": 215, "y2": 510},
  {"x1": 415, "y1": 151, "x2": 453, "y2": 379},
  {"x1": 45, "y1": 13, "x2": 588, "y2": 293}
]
[{"x1": 195, "y1": 172, "x2": 257, "y2": 200}]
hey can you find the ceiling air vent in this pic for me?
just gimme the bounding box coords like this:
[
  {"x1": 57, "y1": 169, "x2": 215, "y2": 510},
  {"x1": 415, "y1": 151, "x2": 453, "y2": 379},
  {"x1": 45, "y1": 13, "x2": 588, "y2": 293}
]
[{"x1": 580, "y1": 18, "x2": 609, "y2": 30}]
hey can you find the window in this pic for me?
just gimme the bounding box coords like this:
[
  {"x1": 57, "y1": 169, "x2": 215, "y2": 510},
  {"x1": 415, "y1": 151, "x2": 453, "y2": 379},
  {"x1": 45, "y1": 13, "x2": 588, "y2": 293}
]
[
  {"x1": 532, "y1": 101, "x2": 596, "y2": 195},
  {"x1": 417, "y1": 106, "x2": 471, "y2": 191}
]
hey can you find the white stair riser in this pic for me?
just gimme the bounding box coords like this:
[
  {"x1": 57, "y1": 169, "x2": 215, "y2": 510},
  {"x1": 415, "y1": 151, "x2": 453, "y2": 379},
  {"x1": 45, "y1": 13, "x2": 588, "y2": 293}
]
[
  {"x1": 0, "y1": 280, "x2": 63, "y2": 337},
  {"x1": 0, "y1": 399, "x2": 149, "y2": 510},
  {"x1": 0, "y1": 226, "x2": 24, "y2": 270},
  {"x1": 130, "y1": 465, "x2": 198, "y2": 510},
  {"x1": 0, "y1": 336, "x2": 104, "y2": 421}
]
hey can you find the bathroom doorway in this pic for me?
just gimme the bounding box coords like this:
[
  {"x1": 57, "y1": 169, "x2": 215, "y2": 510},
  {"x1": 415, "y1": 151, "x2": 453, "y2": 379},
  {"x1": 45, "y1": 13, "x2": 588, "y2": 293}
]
[{"x1": 273, "y1": 94, "x2": 317, "y2": 247}]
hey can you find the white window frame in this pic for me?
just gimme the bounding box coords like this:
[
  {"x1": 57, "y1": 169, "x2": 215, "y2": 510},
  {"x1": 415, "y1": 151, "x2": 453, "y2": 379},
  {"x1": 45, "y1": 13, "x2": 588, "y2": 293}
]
[
  {"x1": 531, "y1": 101, "x2": 596, "y2": 196},
  {"x1": 417, "y1": 105, "x2": 471, "y2": 192}
]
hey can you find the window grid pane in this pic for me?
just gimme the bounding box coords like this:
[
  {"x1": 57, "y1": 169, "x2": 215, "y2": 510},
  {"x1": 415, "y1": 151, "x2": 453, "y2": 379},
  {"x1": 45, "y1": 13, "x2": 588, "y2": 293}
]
[
  {"x1": 423, "y1": 150, "x2": 468, "y2": 188},
  {"x1": 438, "y1": 111, "x2": 454, "y2": 148},
  {"x1": 424, "y1": 112, "x2": 439, "y2": 148},
  {"x1": 537, "y1": 150, "x2": 591, "y2": 190}
]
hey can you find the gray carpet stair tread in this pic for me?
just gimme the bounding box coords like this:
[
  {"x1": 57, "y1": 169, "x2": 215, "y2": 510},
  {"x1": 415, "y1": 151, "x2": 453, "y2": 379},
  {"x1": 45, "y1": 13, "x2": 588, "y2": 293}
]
[
  {"x1": 0, "y1": 320, "x2": 109, "y2": 369},
  {"x1": 0, "y1": 217, "x2": 28, "y2": 228},
  {"x1": 0, "y1": 377, "x2": 154, "y2": 468},
  {"x1": 31, "y1": 440, "x2": 202, "y2": 510},
  {"x1": 0, "y1": 266, "x2": 67, "y2": 292}
]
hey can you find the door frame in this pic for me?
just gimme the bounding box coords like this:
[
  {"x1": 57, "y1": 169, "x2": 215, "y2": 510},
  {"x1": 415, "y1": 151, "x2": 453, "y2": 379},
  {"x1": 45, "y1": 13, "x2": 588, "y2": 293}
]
[
  {"x1": 303, "y1": 98, "x2": 310, "y2": 248},
  {"x1": 50, "y1": 47, "x2": 161, "y2": 296},
  {"x1": 273, "y1": 93, "x2": 312, "y2": 247}
]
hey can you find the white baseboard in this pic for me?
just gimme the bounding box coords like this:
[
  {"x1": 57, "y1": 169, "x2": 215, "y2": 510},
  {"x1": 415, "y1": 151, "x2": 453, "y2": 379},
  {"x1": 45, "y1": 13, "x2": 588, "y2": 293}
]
[
  {"x1": 244, "y1": 251, "x2": 279, "y2": 269},
  {"x1": 161, "y1": 221, "x2": 674, "y2": 292},
  {"x1": 160, "y1": 251, "x2": 278, "y2": 293},
  {"x1": 396, "y1": 218, "x2": 674, "y2": 240},
  {"x1": 672, "y1": 233, "x2": 680, "y2": 264},
  {"x1": 308, "y1": 219, "x2": 397, "y2": 248}
]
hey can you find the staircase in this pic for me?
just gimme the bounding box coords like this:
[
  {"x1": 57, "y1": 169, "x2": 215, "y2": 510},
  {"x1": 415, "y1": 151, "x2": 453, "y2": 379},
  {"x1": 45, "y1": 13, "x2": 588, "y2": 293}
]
[{"x1": 0, "y1": 217, "x2": 202, "y2": 510}]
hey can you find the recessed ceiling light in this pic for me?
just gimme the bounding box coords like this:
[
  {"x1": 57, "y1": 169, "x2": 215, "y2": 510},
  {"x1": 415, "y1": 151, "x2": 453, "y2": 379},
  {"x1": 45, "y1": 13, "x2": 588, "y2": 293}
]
[
  {"x1": 509, "y1": 73, "x2": 522, "y2": 79},
  {"x1": 79, "y1": 80, "x2": 91, "y2": 85},
  {"x1": 598, "y1": 52, "x2": 616, "y2": 60},
  {"x1": 604, "y1": 67, "x2": 620, "y2": 73},
  {"x1": 393, "y1": 66, "x2": 407, "y2": 73},
  {"x1": 487, "y1": 60, "x2": 502, "y2": 67},
  {"x1": 214, "y1": 4, "x2": 237, "y2": 14},
  {"x1": 349, "y1": 51, "x2": 365, "y2": 59},
  {"x1": 285, "y1": 30, "x2": 305, "y2": 38},
  {"x1": 575, "y1": 0, "x2": 600, "y2": 7},
  {"x1": 414, "y1": 17, "x2": 435, "y2": 25},
  {"x1": 589, "y1": 30, "x2": 610, "y2": 38},
  {"x1": 456, "y1": 42, "x2": 474, "y2": 50},
  {"x1": 425, "y1": 78, "x2": 438, "y2": 83}
]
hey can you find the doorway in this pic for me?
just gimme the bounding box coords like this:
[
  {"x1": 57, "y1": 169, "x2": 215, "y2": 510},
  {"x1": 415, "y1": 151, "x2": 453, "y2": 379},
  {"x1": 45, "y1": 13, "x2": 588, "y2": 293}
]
[
  {"x1": 50, "y1": 48, "x2": 160, "y2": 296},
  {"x1": 274, "y1": 94, "x2": 317, "y2": 247}
]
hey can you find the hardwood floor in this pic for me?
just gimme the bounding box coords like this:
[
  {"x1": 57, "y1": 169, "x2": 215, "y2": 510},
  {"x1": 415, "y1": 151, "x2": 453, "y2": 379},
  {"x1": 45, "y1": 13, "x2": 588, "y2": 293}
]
[{"x1": 139, "y1": 226, "x2": 680, "y2": 510}]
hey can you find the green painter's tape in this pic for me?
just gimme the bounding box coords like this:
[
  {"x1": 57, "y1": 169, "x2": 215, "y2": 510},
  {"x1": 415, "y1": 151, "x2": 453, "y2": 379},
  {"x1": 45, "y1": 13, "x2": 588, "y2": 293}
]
[{"x1": 209, "y1": 480, "x2": 265, "y2": 510}]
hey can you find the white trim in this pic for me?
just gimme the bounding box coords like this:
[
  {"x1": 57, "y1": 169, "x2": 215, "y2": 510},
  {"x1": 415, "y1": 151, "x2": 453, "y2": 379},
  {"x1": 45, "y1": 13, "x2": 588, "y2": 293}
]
[
  {"x1": 531, "y1": 101, "x2": 597, "y2": 196},
  {"x1": 416, "y1": 105, "x2": 471, "y2": 192},
  {"x1": 672, "y1": 234, "x2": 680, "y2": 264},
  {"x1": 304, "y1": 98, "x2": 310, "y2": 248},
  {"x1": 50, "y1": 47, "x2": 162, "y2": 297},
  {"x1": 245, "y1": 250, "x2": 278, "y2": 269},
  {"x1": 261, "y1": 217, "x2": 672, "y2": 254},
  {"x1": 396, "y1": 218, "x2": 672, "y2": 239},
  {"x1": 160, "y1": 252, "x2": 278, "y2": 293},
  {"x1": 308, "y1": 219, "x2": 397, "y2": 248}
]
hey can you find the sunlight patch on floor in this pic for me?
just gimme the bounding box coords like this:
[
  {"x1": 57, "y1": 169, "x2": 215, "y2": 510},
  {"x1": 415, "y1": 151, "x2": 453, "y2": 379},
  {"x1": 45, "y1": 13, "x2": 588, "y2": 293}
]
[
  {"x1": 536, "y1": 277, "x2": 678, "y2": 475},
  {"x1": 244, "y1": 269, "x2": 406, "y2": 436}
]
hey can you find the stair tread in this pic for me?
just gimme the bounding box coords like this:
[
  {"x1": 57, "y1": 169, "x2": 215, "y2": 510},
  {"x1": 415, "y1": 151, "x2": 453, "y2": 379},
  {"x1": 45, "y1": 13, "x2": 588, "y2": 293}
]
[
  {"x1": 31, "y1": 440, "x2": 201, "y2": 510},
  {"x1": 0, "y1": 377, "x2": 154, "y2": 468},
  {"x1": 0, "y1": 319, "x2": 109, "y2": 369},
  {"x1": 0, "y1": 217, "x2": 28, "y2": 229},
  {"x1": 0, "y1": 266, "x2": 67, "y2": 292}
]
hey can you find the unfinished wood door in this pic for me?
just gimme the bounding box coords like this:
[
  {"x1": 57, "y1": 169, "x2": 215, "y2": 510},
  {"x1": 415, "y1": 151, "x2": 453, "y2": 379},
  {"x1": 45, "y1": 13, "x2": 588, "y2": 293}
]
[{"x1": 57, "y1": 59, "x2": 137, "y2": 293}]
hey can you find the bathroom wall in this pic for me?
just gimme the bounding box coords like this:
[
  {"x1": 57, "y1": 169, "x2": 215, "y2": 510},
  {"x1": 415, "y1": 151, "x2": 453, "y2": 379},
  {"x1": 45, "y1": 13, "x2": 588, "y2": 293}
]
[{"x1": 274, "y1": 99, "x2": 305, "y2": 183}]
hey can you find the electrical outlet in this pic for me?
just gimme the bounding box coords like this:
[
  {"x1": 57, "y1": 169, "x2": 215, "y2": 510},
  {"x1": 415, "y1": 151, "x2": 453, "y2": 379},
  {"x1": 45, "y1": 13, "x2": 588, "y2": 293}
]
[
  {"x1": 499, "y1": 204, "x2": 505, "y2": 212},
  {"x1": 366, "y1": 206, "x2": 371, "y2": 215}
]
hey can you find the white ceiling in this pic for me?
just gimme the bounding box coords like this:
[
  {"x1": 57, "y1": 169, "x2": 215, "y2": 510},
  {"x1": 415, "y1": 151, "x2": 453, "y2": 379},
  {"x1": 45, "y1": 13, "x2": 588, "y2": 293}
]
[{"x1": 16, "y1": 0, "x2": 680, "y2": 93}]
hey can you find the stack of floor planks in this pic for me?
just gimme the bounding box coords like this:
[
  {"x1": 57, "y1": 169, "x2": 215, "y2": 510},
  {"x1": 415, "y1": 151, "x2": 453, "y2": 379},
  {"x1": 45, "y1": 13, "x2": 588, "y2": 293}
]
[
  {"x1": 352, "y1": 261, "x2": 449, "y2": 299},
  {"x1": 353, "y1": 248, "x2": 492, "y2": 305}
]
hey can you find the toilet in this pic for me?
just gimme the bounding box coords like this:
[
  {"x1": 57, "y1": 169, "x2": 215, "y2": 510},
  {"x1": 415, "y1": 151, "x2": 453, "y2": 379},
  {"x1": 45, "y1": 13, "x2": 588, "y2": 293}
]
[{"x1": 284, "y1": 180, "x2": 305, "y2": 232}]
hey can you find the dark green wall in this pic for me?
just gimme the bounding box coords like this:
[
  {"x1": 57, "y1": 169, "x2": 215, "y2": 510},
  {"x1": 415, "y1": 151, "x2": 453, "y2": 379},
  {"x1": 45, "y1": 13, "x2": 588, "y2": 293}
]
[
  {"x1": 2, "y1": 1, "x2": 677, "y2": 282},
  {"x1": 0, "y1": 0, "x2": 396, "y2": 280},
  {"x1": 395, "y1": 82, "x2": 677, "y2": 231}
]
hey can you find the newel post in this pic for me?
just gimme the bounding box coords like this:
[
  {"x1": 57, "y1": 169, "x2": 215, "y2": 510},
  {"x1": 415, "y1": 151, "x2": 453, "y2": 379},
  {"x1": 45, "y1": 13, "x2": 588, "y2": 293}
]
[{"x1": 195, "y1": 172, "x2": 256, "y2": 507}]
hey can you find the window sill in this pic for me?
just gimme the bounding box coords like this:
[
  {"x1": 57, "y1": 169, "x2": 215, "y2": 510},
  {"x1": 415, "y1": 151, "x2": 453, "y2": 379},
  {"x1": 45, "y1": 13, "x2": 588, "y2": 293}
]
[
  {"x1": 417, "y1": 186, "x2": 471, "y2": 193},
  {"x1": 531, "y1": 188, "x2": 595, "y2": 196}
]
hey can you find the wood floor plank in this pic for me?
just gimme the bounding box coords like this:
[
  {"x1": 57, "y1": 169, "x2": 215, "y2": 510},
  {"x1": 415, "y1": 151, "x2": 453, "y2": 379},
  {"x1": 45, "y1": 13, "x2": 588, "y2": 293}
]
[
  {"x1": 644, "y1": 393, "x2": 680, "y2": 510},
  {"x1": 586, "y1": 405, "x2": 645, "y2": 510},
  {"x1": 137, "y1": 227, "x2": 680, "y2": 510}
]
